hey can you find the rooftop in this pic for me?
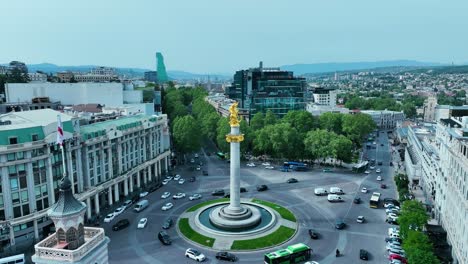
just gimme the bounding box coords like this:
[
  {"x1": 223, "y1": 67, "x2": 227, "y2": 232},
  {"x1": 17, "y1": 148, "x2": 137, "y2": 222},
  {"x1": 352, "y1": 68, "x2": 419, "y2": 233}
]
[{"x1": 0, "y1": 109, "x2": 72, "y2": 131}]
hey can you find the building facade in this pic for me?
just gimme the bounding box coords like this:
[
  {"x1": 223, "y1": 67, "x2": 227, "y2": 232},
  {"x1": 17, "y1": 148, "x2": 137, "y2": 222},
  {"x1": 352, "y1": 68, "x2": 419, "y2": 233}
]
[
  {"x1": 225, "y1": 62, "x2": 307, "y2": 118},
  {"x1": 312, "y1": 87, "x2": 337, "y2": 107},
  {"x1": 57, "y1": 72, "x2": 74, "y2": 83},
  {"x1": 361, "y1": 110, "x2": 405, "y2": 129},
  {"x1": 0, "y1": 109, "x2": 171, "y2": 252},
  {"x1": 423, "y1": 95, "x2": 437, "y2": 122},
  {"x1": 27, "y1": 73, "x2": 47, "y2": 83},
  {"x1": 144, "y1": 71, "x2": 158, "y2": 83}
]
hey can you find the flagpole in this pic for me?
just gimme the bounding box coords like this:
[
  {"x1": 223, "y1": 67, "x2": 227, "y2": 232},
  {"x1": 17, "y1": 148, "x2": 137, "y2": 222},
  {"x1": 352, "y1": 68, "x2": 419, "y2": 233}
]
[{"x1": 60, "y1": 144, "x2": 67, "y2": 177}]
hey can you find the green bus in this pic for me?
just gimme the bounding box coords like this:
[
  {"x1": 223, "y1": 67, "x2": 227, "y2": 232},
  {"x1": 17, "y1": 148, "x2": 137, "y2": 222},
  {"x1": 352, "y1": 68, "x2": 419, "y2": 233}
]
[
  {"x1": 216, "y1": 152, "x2": 226, "y2": 159},
  {"x1": 264, "y1": 243, "x2": 311, "y2": 264}
]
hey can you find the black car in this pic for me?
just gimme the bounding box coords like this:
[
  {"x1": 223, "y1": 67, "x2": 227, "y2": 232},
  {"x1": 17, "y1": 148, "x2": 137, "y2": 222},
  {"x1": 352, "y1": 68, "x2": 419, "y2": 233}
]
[
  {"x1": 203, "y1": 170, "x2": 208, "y2": 176},
  {"x1": 380, "y1": 143, "x2": 384, "y2": 146},
  {"x1": 240, "y1": 187, "x2": 247, "y2": 193},
  {"x1": 381, "y1": 184, "x2": 387, "y2": 189},
  {"x1": 390, "y1": 162, "x2": 393, "y2": 166},
  {"x1": 256, "y1": 185, "x2": 268, "y2": 192},
  {"x1": 377, "y1": 161, "x2": 383, "y2": 165},
  {"x1": 385, "y1": 237, "x2": 402, "y2": 243},
  {"x1": 212, "y1": 189, "x2": 225, "y2": 196},
  {"x1": 386, "y1": 219, "x2": 399, "y2": 225},
  {"x1": 359, "y1": 249, "x2": 369, "y2": 260},
  {"x1": 383, "y1": 198, "x2": 400, "y2": 206},
  {"x1": 335, "y1": 219, "x2": 346, "y2": 229},
  {"x1": 308, "y1": 229, "x2": 319, "y2": 239},
  {"x1": 224, "y1": 193, "x2": 230, "y2": 198},
  {"x1": 189, "y1": 177, "x2": 196, "y2": 182},
  {"x1": 287, "y1": 178, "x2": 298, "y2": 183},
  {"x1": 162, "y1": 218, "x2": 173, "y2": 229},
  {"x1": 112, "y1": 219, "x2": 130, "y2": 231},
  {"x1": 215, "y1": 251, "x2": 237, "y2": 262},
  {"x1": 353, "y1": 197, "x2": 361, "y2": 204},
  {"x1": 158, "y1": 231, "x2": 172, "y2": 245}
]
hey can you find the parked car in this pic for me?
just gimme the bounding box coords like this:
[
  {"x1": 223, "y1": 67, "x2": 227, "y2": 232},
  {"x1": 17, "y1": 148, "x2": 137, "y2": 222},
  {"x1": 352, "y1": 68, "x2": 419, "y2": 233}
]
[
  {"x1": 139, "y1": 191, "x2": 149, "y2": 198},
  {"x1": 322, "y1": 168, "x2": 333, "y2": 172},
  {"x1": 122, "y1": 200, "x2": 133, "y2": 210},
  {"x1": 308, "y1": 229, "x2": 319, "y2": 239},
  {"x1": 287, "y1": 178, "x2": 298, "y2": 183},
  {"x1": 196, "y1": 166, "x2": 201, "y2": 171},
  {"x1": 357, "y1": 216, "x2": 365, "y2": 223},
  {"x1": 389, "y1": 254, "x2": 407, "y2": 263},
  {"x1": 104, "y1": 213, "x2": 115, "y2": 223},
  {"x1": 335, "y1": 219, "x2": 346, "y2": 229},
  {"x1": 314, "y1": 188, "x2": 328, "y2": 196},
  {"x1": 194, "y1": 153, "x2": 199, "y2": 158},
  {"x1": 162, "y1": 179, "x2": 170, "y2": 185},
  {"x1": 212, "y1": 189, "x2": 225, "y2": 196},
  {"x1": 202, "y1": 170, "x2": 208, "y2": 176},
  {"x1": 158, "y1": 230, "x2": 171, "y2": 245},
  {"x1": 189, "y1": 194, "x2": 202, "y2": 200},
  {"x1": 265, "y1": 166, "x2": 274, "y2": 169},
  {"x1": 162, "y1": 218, "x2": 173, "y2": 229},
  {"x1": 376, "y1": 168, "x2": 381, "y2": 173},
  {"x1": 353, "y1": 197, "x2": 361, "y2": 204},
  {"x1": 161, "y1": 202, "x2": 174, "y2": 211},
  {"x1": 261, "y1": 162, "x2": 270, "y2": 166},
  {"x1": 385, "y1": 237, "x2": 402, "y2": 243},
  {"x1": 190, "y1": 159, "x2": 195, "y2": 163},
  {"x1": 185, "y1": 248, "x2": 206, "y2": 262},
  {"x1": 174, "y1": 174, "x2": 181, "y2": 180},
  {"x1": 369, "y1": 166, "x2": 375, "y2": 170},
  {"x1": 112, "y1": 219, "x2": 130, "y2": 231},
  {"x1": 361, "y1": 187, "x2": 368, "y2": 193},
  {"x1": 381, "y1": 184, "x2": 387, "y2": 189},
  {"x1": 137, "y1": 218, "x2": 147, "y2": 229},
  {"x1": 113, "y1": 206, "x2": 125, "y2": 216},
  {"x1": 134, "y1": 200, "x2": 149, "y2": 212},
  {"x1": 246, "y1": 163, "x2": 256, "y2": 167},
  {"x1": 378, "y1": 161, "x2": 383, "y2": 165},
  {"x1": 377, "y1": 176, "x2": 382, "y2": 181},
  {"x1": 240, "y1": 187, "x2": 247, "y2": 193},
  {"x1": 256, "y1": 185, "x2": 268, "y2": 192},
  {"x1": 215, "y1": 251, "x2": 237, "y2": 262},
  {"x1": 178, "y1": 179, "x2": 185, "y2": 185},
  {"x1": 173, "y1": 192, "x2": 186, "y2": 199},
  {"x1": 364, "y1": 170, "x2": 370, "y2": 174},
  {"x1": 359, "y1": 249, "x2": 369, "y2": 260},
  {"x1": 161, "y1": 192, "x2": 171, "y2": 199}
]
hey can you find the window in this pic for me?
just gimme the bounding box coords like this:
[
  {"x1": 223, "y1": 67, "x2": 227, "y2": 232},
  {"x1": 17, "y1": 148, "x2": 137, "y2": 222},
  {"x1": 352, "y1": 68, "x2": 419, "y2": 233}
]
[
  {"x1": 16, "y1": 152, "x2": 24, "y2": 160},
  {"x1": 32, "y1": 134, "x2": 39, "y2": 141},
  {"x1": 9, "y1": 137, "x2": 18, "y2": 145},
  {"x1": 7, "y1": 153, "x2": 15, "y2": 161},
  {"x1": 12, "y1": 192, "x2": 20, "y2": 204},
  {"x1": 10, "y1": 178, "x2": 19, "y2": 191}
]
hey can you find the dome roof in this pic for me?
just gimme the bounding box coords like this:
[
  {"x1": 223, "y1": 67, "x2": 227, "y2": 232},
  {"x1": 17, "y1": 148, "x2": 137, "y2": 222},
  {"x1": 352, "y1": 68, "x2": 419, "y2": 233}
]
[{"x1": 48, "y1": 176, "x2": 86, "y2": 218}]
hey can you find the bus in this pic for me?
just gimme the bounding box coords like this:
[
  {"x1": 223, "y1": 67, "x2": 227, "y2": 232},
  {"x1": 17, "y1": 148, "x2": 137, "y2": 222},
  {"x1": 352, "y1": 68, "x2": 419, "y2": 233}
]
[
  {"x1": 264, "y1": 243, "x2": 311, "y2": 264},
  {"x1": 0, "y1": 254, "x2": 25, "y2": 264},
  {"x1": 216, "y1": 152, "x2": 226, "y2": 159},
  {"x1": 370, "y1": 192, "x2": 381, "y2": 208},
  {"x1": 283, "y1": 162, "x2": 308, "y2": 171},
  {"x1": 352, "y1": 161, "x2": 368, "y2": 173}
]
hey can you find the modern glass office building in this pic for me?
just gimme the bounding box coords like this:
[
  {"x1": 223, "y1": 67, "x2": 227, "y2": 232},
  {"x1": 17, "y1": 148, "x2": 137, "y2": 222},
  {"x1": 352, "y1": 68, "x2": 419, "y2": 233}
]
[{"x1": 226, "y1": 62, "x2": 307, "y2": 117}]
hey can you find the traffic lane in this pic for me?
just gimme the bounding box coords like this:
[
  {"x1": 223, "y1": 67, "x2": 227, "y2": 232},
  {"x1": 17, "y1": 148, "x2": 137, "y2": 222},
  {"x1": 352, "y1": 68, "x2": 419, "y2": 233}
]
[{"x1": 342, "y1": 232, "x2": 387, "y2": 264}]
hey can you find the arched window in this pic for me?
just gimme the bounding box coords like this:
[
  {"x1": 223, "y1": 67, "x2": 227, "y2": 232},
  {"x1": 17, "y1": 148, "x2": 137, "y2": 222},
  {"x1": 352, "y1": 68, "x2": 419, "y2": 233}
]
[
  {"x1": 56, "y1": 228, "x2": 66, "y2": 243},
  {"x1": 66, "y1": 227, "x2": 77, "y2": 243}
]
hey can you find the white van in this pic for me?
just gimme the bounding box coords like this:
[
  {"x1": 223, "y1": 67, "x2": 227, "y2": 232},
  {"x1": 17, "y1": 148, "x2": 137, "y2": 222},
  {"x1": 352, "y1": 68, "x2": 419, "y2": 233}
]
[
  {"x1": 314, "y1": 188, "x2": 328, "y2": 196},
  {"x1": 327, "y1": 194, "x2": 343, "y2": 202},
  {"x1": 329, "y1": 187, "x2": 344, "y2": 194},
  {"x1": 134, "y1": 200, "x2": 149, "y2": 212}
]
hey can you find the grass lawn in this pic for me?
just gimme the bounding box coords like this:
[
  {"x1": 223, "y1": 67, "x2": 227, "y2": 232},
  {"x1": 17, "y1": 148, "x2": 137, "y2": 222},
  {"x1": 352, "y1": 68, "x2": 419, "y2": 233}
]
[
  {"x1": 178, "y1": 218, "x2": 215, "y2": 247},
  {"x1": 186, "y1": 198, "x2": 229, "y2": 212},
  {"x1": 231, "y1": 226, "x2": 295, "y2": 250},
  {"x1": 252, "y1": 199, "x2": 297, "y2": 222}
]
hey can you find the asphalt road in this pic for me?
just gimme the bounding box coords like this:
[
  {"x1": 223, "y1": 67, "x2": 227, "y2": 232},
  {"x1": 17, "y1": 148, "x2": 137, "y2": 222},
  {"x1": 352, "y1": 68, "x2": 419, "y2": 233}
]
[{"x1": 104, "y1": 131, "x2": 398, "y2": 264}]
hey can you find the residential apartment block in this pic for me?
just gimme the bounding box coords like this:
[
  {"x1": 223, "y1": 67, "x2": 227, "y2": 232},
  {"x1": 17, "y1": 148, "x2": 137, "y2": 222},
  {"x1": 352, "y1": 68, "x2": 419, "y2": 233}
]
[{"x1": 0, "y1": 109, "x2": 171, "y2": 251}]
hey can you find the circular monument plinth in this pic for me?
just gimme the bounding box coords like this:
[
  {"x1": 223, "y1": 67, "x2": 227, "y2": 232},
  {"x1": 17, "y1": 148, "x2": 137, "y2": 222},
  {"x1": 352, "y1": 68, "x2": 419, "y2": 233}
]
[{"x1": 209, "y1": 204, "x2": 261, "y2": 231}]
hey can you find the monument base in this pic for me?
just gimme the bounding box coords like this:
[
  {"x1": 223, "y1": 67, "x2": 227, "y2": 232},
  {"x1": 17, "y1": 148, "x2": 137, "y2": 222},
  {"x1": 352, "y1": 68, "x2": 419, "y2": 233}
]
[{"x1": 209, "y1": 204, "x2": 261, "y2": 231}]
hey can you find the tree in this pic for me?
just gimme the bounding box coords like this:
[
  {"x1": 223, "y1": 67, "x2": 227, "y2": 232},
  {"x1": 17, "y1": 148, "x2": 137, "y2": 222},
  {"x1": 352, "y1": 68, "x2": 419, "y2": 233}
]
[
  {"x1": 281, "y1": 110, "x2": 317, "y2": 135},
  {"x1": 216, "y1": 117, "x2": 230, "y2": 153},
  {"x1": 268, "y1": 123, "x2": 303, "y2": 159},
  {"x1": 200, "y1": 112, "x2": 220, "y2": 140},
  {"x1": 170, "y1": 102, "x2": 188, "y2": 120},
  {"x1": 249, "y1": 112, "x2": 265, "y2": 130},
  {"x1": 304, "y1": 129, "x2": 335, "y2": 162},
  {"x1": 172, "y1": 115, "x2": 201, "y2": 153},
  {"x1": 398, "y1": 200, "x2": 429, "y2": 239},
  {"x1": 264, "y1": 110, "x2": 277, "y2": 126},
  {"x1": 319, "y1": 112, "x2": 343, "y2": 134},
  {"x1": 330, "y1": 135, "x2": 353, "y2": 163},
  {"x1": 405, "y1": 248, "x2": 440, "y2": 264},
  {"x1": 402, "y1": 102, "x2": 417, "y2": 119},
  {"x1": 252, "y1": 127, "x2": 273, "y2": 156},
  {"x1": 342, "y1": 113, "x2": 376, "y2": 146}
]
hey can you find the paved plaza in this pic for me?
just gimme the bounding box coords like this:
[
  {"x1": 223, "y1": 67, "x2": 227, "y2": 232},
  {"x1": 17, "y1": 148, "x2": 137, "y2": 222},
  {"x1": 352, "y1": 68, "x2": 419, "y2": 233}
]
[{"x1": 103, "y1": 131, "x2": 397, "y2": 263}]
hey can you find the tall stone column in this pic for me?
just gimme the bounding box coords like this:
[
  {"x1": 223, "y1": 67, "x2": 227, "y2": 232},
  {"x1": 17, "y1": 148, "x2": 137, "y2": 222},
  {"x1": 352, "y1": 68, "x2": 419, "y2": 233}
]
[
  {"x1": 226, "y1": 125, "x2": 242, "y2": 212},
  {"x1": 114, "y1": 184, "x2": 120, "y2": 203},
  {"x1": 124, "y1": 179, "x2": 129, "y2": 196},
  {"x1": 94, "y1": 193, "x2": 100, "y2": 215},
  {"x1": 108, "y1": 187, "x2": 113, "y2": 206}
]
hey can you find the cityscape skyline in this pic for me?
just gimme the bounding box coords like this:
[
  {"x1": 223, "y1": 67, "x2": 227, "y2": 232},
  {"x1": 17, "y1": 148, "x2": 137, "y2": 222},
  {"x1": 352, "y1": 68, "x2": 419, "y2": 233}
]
[{"x1": 1, "y1": 0, "x2": 468, "y2": 73}]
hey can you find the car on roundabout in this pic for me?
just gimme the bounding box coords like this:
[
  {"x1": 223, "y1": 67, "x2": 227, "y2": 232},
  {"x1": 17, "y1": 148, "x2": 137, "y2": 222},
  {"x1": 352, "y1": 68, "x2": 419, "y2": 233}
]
[
  {"x1": 173, "y1": 192, "x2": 186, "y2": 199},
  {"x1": 265, "y1": 166, "x2": 274, "y2": 169},
  {"x1": 215, "y1": 251, "x2": 237, "y2": 262},
  {"x1": 212, "y1": 189, "x2": 225, "y2": 196},
  {"x1": 112, "y1": 219, "x2": 130, "y2": 231},
  {"x1": 113, "y1": 206, "x2": 125, "y2": 216},
  {"x1": 308, "y1": 229, "x2": 319, "y2": 239},
  {"x1": 376, "y1": 168, "x2": 381, "y2": 173},
  {"x1": 137, "y1": 218, "x2": 147, "y2": 229},
  {"x1": 335, "y1": 219, "x2": 346, "y2": 229},
  {"x1": 161, "y1": 203, "x2": 173, "y2": 211},
  {"x1": 361, "y1": 187, "x2": 368, "y2": 193},
  {"x1": 377, "y1": 176, "x2": 382, "y2": 181},
  {"x1": 185, "y1": 248, "x2": 206, "y2": 262},
  {"x1": 161, "y1": 192, "x2": 171, "y2": 199},
  {"x1": 357, "y1": 216, "x2": 365, "y2": 223},
  {"x1": 189, "y1": 193, "x2": 202, "y2": 200},
  {"x1": 287, "y1": 178, "x2": 298, "y2": 183},
  {"x1": 178, "y1": 179, "x2": 185, "y2": 185},
  {"x1": 256, "y1": 185, "x2": 268, "y2": 191},
  {"x1": 162, "y1": 218, "x2": 173, "y2": 229},
  {"x1": 158, "y1": 230, "x2": 171, "y2": 245},
  {"x1": 353, "y1": 197, "x2": 361, "y2": 204}
]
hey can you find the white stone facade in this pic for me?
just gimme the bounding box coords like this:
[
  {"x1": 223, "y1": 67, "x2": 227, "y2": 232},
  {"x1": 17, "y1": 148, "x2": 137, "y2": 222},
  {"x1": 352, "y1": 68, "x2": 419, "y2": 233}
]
[
  {"x1": 361, "y1": 110, "x2": 405, "y2": 129},
  {"x1": 28, "y1": 73, "x2": 48, "y2": 83}
]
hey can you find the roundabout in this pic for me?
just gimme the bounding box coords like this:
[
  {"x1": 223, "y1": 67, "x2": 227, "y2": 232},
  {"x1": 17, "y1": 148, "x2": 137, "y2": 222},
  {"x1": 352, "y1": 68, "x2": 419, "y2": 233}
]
[{"x1": 177, "y1": 198, "x2": 297, "y2": 251}]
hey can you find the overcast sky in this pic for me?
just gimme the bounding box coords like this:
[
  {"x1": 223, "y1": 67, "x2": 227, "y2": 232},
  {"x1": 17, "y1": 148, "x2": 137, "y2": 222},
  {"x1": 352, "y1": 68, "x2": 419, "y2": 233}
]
[{"x1": 1, "y1": 0, "x2": 467, "y2": 73}]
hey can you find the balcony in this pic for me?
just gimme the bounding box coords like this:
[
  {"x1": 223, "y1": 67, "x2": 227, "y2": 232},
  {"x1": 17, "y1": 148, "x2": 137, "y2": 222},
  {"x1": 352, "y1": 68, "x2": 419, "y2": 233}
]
[{"x1": 34, "y1": 227, "x2": 105, "y2": 262}]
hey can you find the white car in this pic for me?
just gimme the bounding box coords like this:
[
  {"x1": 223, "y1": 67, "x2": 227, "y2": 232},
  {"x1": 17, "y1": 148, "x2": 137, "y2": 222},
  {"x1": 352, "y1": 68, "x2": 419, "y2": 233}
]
[
  {"x1": 196, "y1": 166, "x2": 201, "y2": 171},
  {"x1": 386, "y1": 208, "x2": 400, "y2": 214},
  {"x1": 162, "y1": 179, "x2": 170, "y2": 185},
  {"x1": 361, "y1": 187, "x2": 368, "y2": 193},
  {"x1": 137, "y1": 218, "x2": 148, "y2": 229},
  {"x1": 261, "y1": 162, "x2": 270, "y2": 166},
  {"x1": 173, "y1": 193, "x2": 186, "y2": 199},
  {"x1": 364, "y1": 170, "x2": 370, "y2": 174},
  {"x1": 190, "y1": 159, "x2": 195, "y2": 163},
  {"x1": 178, "y1": 179, "x2": 185, "y2": 185},
  {"x1": 189, "y1": 194, "x2": 202, "y2": 200},
  {"x1": 122, "y1": 200, "x2": 132, "y2": 210},
  {"x1": 377, "y1": 176, "x2": 382, "y2": 181},
  {"x1": 388, "y1": 248, "x2": 405, "y2": 257},
  {"x1": 384, "y1": 202, "x2": 399, "y2": 208},
  {"x1": 113, "y1": 206, "x2": 125, "y2": 216},
  {"x1": 174, "y1": 174, "x2": 181, "y2": 180},
  {"x1": 140, "y1": 191, "x2": 149, "y2": 198},
  {"x1": 165, "y1": 176, "x2": 173, "y2": 180},
  {"x1": 387, "y1": 213, "x2": 399, "y2": 219},
  {"x1": 357, "y1": 216, "x2": 365, "y2": 223},
  {"x1": 388, "y1": 227, "x2": 400, "y2": 236},
  {"x1": 185, "y1": 248, "x2": 206, "y2": 262},
  {"x1": 103, "y1": 213, "x2": 115, "y2": 223},
  {"x1": 304, "y1": 262, "x2": 320, "y2": 264},
  {"x1": 161, "y1": 192, "x2": 171, "y2": 199},
  {"x1": 386, "y1": 205, "x2": 401, "y2": 210},
  {"x1": 162, "y1": 203, "x2": 174, "y2": 211},
  {"x1": 265, "y1": 166, "x2": 274, "y2": 169},
  {"x1": 386, "y1": 243, "x2": 403, "y2": 251},
  {"x1": 369, "y1": 166, "x2": 375, "y2": 170},
  {"x1": 194, "y1": 154, "x2": 199, "y2": 158},
  {"x1": 376, "y1": 168, "x2": 381, "y2": 173},
  {"x1": 246, "y1": 162, "x2": 256, "y2": 167}
]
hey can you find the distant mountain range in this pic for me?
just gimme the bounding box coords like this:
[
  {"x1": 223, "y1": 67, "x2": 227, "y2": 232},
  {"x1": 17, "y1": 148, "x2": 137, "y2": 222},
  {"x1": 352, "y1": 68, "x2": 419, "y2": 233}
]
[
  {"x1": 1, "y1": 60, "x2": 455, "y2": 80},
  {"x1": 280, "y1": 60, "x2": 445, "y2": 75}
]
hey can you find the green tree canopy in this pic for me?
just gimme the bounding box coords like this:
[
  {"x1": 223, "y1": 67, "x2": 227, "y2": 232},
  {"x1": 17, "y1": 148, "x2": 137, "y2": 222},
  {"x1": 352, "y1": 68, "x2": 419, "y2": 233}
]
[
  {"x1": 330, "y1": 135, "x2": 354, "y2": 163},
  {"x1": 319, "y1": 112, "x2": 343, "y2": 134},
  {"x1": 398, "y1": 200, "x2": 429, "y2": 239},
  {"x1": 281, "y1": 110, "x2": 317, "y2": 135},
  {"x1": 172, "y1": 115, "x2": 201, "y2": 153},
  {"x1": 342, "y1": 113, "x2": 376, "y2": 146},
  {"x1": 304, "y1": 129, "x2": 336, "y2": 162},
  {"x1": 264, "y1": 110, "x2": 277, "y2": 126},
  {"x1": 249, "y1": 112, "x2": 265, "y2": 130},
  {"x1": 216, "y1": 117, "x2": 230, "y2": 153}
]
